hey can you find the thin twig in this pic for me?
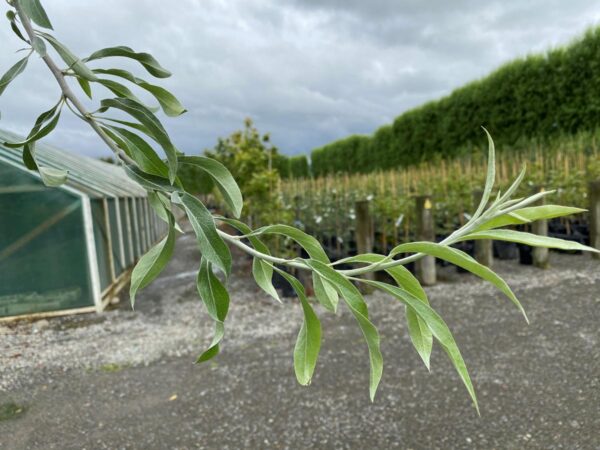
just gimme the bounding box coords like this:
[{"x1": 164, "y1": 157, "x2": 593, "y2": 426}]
[{"x1": 13, "y1": 2, "x2": 136, "y2": 166}]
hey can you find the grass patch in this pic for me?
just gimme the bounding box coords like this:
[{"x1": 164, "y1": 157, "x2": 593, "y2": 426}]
[
  {"x1": 0, "y1": 402, "x2": 26, "y2": 421},
  {"x1": 99, "y1": 363, "x2": 129, "y2": 373}
]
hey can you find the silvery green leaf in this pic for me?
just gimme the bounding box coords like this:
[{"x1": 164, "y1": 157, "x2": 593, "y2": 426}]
[
  {"x1": 95, "y1": 79, "x2": 155, "y2": 110},
  {"x1": 93, "y1": 68, "x2": 186, "y2": 116},
  {"x1": 76, "y1": 77, "x2": 92, "y2": 99},
  {"x1": 129, "y1": 216, "x2": 175, "y2": 308},
  {"x1": 4, "y1": 107, "x2": 61, "y2": 148},
  {"x1": 123, "y1": 164, "x2": 176, "y2": 192},
  {"x1": 253, "y1": 258, "x2": 280, "y2": 302},
  {"x1": 175, "y1": 192, "x2": 232, "y2": 277},
  {"x1": 102, "y1": 125, "x2": 169, "y2": 178},
  {"x1": 252, "y1": 224, "x2": 330, "y2": 262},
  {"x1": 195, "y1": 259, "x2": 230, "y2": 363},
  {"x1": 312, "y1": 275, "x2": 338, "y2": 312},
  {"x1": 478, "y1": 205, "x2": 587, "y2": 231},
  {"x1": 31, "y1": 36, "x2": 46, "y2": 56},
  {"x1": 366, "y1": 280, "x2": 479, "y2": 414},
  {"x1": 20, "y1": 0, "x2": 53, "y2": 29},
  {"x1": 471, "y1": 128, "x2": 495, "y2": 220},
  {"x1": 460, "y1": 229, "x2": 600, "y2": 254},
  {"x1": 391, "y1": 242, "x2": 528, "y2": 323},
  {"x1": 0, "y1": 56, "x2": 29, "y2": 96},
  {"x1": 147, "y1": 191, "x2": 183, "y2": 233},
  {"x1": 306, "y1": 259, "x2": 383, "y2": 401},
  {"x1": 84, "y1": 46, "x2": 171, "y2": 78},
  {"x1": 99, "y1": 97, "x2": 177, "y2": 183},
  {"x1": 37, "y1": 32, "x2": 97, "y2": 81},
  {"x1": 274, "y1": 267, "x2": 321, "y2": 385},
  {"x1": 179, "y1": 156, "x2": 243, "y2": 218},
  {"x1": 344, "y1": 253, "x2": 432, "y2": 369}
]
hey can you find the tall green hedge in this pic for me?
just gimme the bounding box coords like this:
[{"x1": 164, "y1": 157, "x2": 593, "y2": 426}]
[
  {"x1": 289, "y1": 155, "x2": 310, "y2": 178},
  {"x1": 310, "y1": 27, "x2": 600, "y2": 176},
  {"x1": 271, "y1": 153, "x2": 291, "y2": 178}
]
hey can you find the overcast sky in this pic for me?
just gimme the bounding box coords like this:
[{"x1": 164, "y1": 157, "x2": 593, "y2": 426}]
[{"x1": 1, "y1": 0, "x2": 599, "y2": 158}]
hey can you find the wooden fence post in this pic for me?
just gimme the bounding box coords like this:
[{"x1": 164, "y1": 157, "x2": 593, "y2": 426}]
[
  {"x1": 355, "y1": 200, "x2": 375, "y2": 286},
  {"x1": 532, "y1": 186, "x2": 550, "y2": 268},
  {"x1": 590, "y1": 180, "x2": 600, "y2": 259},
  {"x1": 473, "y1": 190, "x2": 493, "y2": 267},
  {"x1": 415, "y1": 195, "x2": 436, "y2": 285}
]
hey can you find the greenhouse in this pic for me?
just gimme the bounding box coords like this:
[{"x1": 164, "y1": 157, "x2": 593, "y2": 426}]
[{"x1": 0, "y1": 129, "x2": 167, "y2": 319}]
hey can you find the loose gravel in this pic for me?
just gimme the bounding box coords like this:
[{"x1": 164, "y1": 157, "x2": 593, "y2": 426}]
[{"x1": 0, "y1": 233, "x2": 599, "y2": 449}]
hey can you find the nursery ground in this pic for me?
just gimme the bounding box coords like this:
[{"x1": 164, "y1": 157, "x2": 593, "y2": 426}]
[{"x1": 0, "y1": 232, "x2": 599, "y2": 450}]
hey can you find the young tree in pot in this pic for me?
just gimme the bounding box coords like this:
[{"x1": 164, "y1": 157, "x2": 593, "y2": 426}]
[{"x1": 1, "y1": 0, "x2": 597, "y2": 412}]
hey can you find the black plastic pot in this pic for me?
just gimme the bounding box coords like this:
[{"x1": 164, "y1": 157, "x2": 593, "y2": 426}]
[
  {"x1": 494, "y1": 241, "x2": 518, "y2": 260},
  {"x1": 518, "y1": 244, "x2": 533, "y2": 265}
]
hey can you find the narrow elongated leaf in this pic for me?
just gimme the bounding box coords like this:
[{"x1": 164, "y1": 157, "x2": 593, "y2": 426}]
[
  {"x1": 135, "y1": 81, "x2": 186, "y2": 116},
  {"x1": 147, "y1": 191, "x2": 183, "y2": 233},
  {"x1": 196, "y1": 322, "x2": 224, "y2": 363},
  {"x1": 102, "y1": 125, "x2": 169, "y2": 178},
  {"x1": 274, "y1": 267, "x2": 321, "y2": 385},
  {"x1": 252, "y1": 224, "x2": 329, "y2": 262},
  {"x1": 477, "y1": 205, "x2": 587, "y2": 231},
  {"x1": 93, "y1": 68, "x2": 186, "y2": 116},
  {"x1": 0, "y1": 56, "x2": 29, "y2": 96},
  {"x1": 459, "y1": 229, "x2": 600, "y2": 253},
  {"x1": 405, "y1": 307, "x2": 433, "y2": 370},
  {"x1": 20, "y1": 0, "x2": 53, "y2": 29},
  {"x1": 38, "y1": 166, "x2": 67, "y2": 187},
  {"x1": 19, "y1": 99, "x2": 63, "y2": 170},
  {"x1": 343, "y1": 253, "x2": 432, "y2": 369},
  {"x1": 502, "y1": 189, "x2": 556, "y2": 212},
  {"x1": 123, "y1": 164, "x2": 176, "y2": 193},
  {"x1": 178, "y1": 156, "x2": 243, "y2": 218},
  {"x1": 98, "y1": 116, "x2": 153, "y2": 137},
  {"x1": 366, "y1": 280, "x2": 479, "y2": 414},
  {"x1": 31, "y1": 36, "x2": 46, "y2": 56},
  {"x1": 197, "y1": 259, "x2": 230, "y2": 321},
  {"x1": 37, "y1": 32, "x2": 97, "y2": 81},
  {"x1": 312, "y1": 275, "x2": 338, "y2": 312},
  {"x1": 84, "y1": 46, "x2": 171, "y2": 78},
  {"x1": 305, "y1": 259, "x2": 383, "y2": 401},
  {"x1": 129, "y1": 216, "x2": 175, "y2": 308},
  {"x1": 391, "y1": 242, "x2": 528, "y2": 322},
  {"x1": 95, "y1": 78, "x2": 153, "y2": 109},
  {"x1": 472, "y1": 128, "x2": 495, "y2": 220},
  {"x1": 174, "y1": 192, "x2": 232, "y2": 276},
  {"x1": 4, "y1": 108, "x2": 61, "y2": 148},
  {"x1": 253, "y1": 258, "x2": 280, "y2": 302},
  {"x1": 195, "y1": 259, "x2": 230, "y2": 362},
  {"x1": 10, "y1": 20, "x2": 28, "y2": 43},
  {"x1": 496, "y1": 166, "x2": 526, "y2": 206},
  {"x1": 76, "y1": 77, "x2": 92, "y2": 99},
  {"x1": 99, "y1": 97, "x2": 177, "y2": 183}
]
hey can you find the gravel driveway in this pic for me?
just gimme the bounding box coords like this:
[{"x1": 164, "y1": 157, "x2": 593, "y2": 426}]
[{"x1": 1, "y1": 232, "x2": 599, "y2": 449}]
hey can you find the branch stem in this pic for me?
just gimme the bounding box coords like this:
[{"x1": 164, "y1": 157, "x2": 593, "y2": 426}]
[{"x1": 14, "y1": 2, "x2": 135, "y2": 166}]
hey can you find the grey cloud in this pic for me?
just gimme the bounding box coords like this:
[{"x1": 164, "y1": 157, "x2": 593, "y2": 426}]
[{"x1": 0, "y1": 0, "x2": 598, "y2": 159}]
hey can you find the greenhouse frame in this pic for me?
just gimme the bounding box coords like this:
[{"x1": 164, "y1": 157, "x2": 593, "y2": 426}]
[{"x1": 0, "y1": 129, "x2": 168, "y2": 319}]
